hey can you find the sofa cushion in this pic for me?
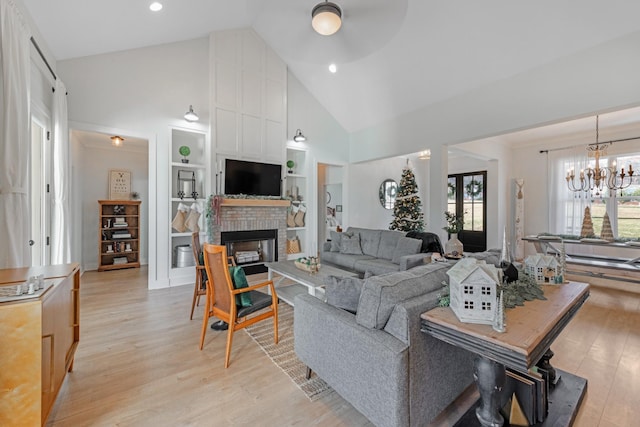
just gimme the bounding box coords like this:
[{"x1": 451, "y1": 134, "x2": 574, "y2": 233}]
[
  {"x1": 391, "y1": 237, "x2": 422, "y2": 264},
  {"x1": 324, "y1": 275, "x2": 365, "y2": 314},
  {"x1": 347, "y1": 227, "x2": 382, "y2": 257},
  {"x1": 356, "y1": 263, "x2": 451, "y2": 329},
  {"x1": 340, "y1": 232, "x2": 363, "y2": 255},
  {"x1": 354, "y1": 258, "x2": 400, "y2": 276},
  {"x1": 377, "y1": 230, "x2": 405, "y2": 260},
  {"x1": 330, "y1": 230, "x2": 342, "y2": 252},
  {"x1": 323, "y1": 251, "x2": 375, "y2": 270}
]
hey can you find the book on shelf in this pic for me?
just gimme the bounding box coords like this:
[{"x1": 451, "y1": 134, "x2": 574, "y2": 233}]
[
  {"x1": 113, "y1": 257, "x2": 129, "y2": 265},
  {"x1": 112, "y1": 232, "x2": 132, "y2": 239},
  {"x1": 113, "y1": 223, "x2": 128, "y2": 227}
]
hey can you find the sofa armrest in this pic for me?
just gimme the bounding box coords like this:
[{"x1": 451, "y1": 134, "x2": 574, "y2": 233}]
[
  {"x1": 294, "y1": 293, "x2": 410, "y2": 427},
  {"x1": 399, "y1": 253, "x2": 427, "y2": 270},
  {"x1": 384, "y1": 292, "x2": 475, "y2": 425}
]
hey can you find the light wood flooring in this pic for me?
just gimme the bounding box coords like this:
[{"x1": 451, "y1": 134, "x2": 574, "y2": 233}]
[{"x1": 46, "y1": 267, "x2": 639, "y2": 427}]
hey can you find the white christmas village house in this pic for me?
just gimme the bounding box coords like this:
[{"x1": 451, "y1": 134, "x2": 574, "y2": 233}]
[
  {"x1": 446, "y1": 258, "x2": 502, "y2": 325},
  {"x1": 524, "y1": 254, "x2": 562, "y2": 284}
]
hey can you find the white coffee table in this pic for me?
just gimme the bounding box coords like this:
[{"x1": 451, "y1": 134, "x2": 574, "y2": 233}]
[{"x1": 265, "y1": 261, "x2": 358, "y2": 305}]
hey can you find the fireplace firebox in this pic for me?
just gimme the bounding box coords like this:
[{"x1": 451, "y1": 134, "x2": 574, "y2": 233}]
[{"x1": 220, "y1": 229, "x2": 277, "y2": 275}]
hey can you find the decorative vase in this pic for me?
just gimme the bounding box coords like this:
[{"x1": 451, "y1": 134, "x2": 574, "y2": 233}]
[{"x1": 445, "y1": 233, "x2": 464, "y2": 257}]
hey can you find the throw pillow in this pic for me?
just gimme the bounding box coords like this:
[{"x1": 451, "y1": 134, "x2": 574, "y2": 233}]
[
  {"x1": 391, "y1": 236, "x2": 422, "y2": 264},
  {"x1": 340, "y1": 232, "x2": 363, "y2": 255},
  {"x1": 324, "y1": 275, "x2": 365, "y2": 314},
  {"x1": 330, "y1": 230, "x2": 342, "y2": 252},
  {"x1": 228, "y1": 266, "x2": 252, "y2": 307}
]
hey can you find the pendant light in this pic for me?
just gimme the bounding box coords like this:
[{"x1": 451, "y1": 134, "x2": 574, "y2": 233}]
[{"x1": 312, "y1": 1, "x2": 342, "y2": 36}]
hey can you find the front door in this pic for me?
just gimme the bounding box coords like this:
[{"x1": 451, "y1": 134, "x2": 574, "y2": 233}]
[{"x1": 447, "y1": 171, "x2": 487, "y2": 252}]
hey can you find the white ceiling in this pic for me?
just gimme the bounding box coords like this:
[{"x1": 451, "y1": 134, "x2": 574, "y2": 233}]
[{"x1": 21, "y1": 0, "x2": 640, "y2": 137}]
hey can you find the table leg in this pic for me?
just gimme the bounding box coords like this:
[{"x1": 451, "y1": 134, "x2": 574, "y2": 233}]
[{"x1": 474, "y1": 356, "x2": 506, "y2": 427}]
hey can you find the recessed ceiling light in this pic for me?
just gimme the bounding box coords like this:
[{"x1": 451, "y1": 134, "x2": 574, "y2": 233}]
[
  {"x1": 328, "y1": 63, "x2": 337, "y2": 73},
  {"x1": 149, "y1": 2, "x2": 163, "y2": 12}
]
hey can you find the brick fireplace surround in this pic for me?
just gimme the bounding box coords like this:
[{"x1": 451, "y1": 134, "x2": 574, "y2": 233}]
[{"x1": 209, "y1": 199, "x2": 290, "y2": 262}]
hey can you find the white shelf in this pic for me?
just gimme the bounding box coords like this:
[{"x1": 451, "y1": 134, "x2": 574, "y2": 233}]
[
  {"x1": 287, "y1": 227, "x2": 306, "y2": 231},
  {"x1": 171, "y1": 162, "x2": 205, "y2": 169},
  {"x1": 285, "y1": 173, "x2": 305, "y2": 178}
]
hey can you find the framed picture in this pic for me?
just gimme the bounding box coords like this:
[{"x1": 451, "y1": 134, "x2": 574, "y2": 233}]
[
  {"x1": 336, "y1": 205, "x2": 342, "y2": 212},
  {"x1": 109, "y1": 169, "x2": 132, "y2": 200}
]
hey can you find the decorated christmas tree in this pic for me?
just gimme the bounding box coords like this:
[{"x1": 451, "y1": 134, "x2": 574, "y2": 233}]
[
  {"x1": 601, "y1": 212, "x2": 614, "y2": 242},
  {"x1": 580, "y1": 206, "x2": 595, "y2": 238},
  {"x1": 389, "y1": 165, "x2": 425, "y2": 232}
]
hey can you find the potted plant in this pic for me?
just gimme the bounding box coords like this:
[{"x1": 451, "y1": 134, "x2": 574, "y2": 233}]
[
  {"x1": 179, "y1": 145, "x2": 191, "y2": 163},
  {"x1": 443, "y1": 211, "x2": 464, "y2": 257},
  {"x1": 443, "y1": 211, "x2": 463, "y2": 235}
]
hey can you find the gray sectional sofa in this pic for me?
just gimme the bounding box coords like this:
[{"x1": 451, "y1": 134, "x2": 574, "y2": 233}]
[
  {"x1": 320, "y1": 227, "x2": 443, "y2": 276},
  {"x1": 294, "y1": 262, "x2": 475, "y2": 427}
]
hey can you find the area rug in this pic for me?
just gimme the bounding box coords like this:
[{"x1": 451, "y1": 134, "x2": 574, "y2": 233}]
[{"x1": 244, "y1": 303, "x2": 334, "y2": 401}]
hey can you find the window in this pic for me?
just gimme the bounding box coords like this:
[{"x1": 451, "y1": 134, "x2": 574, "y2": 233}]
[
  {"x1": 558, "y1": 152, "x2": 640, "y2": 238},
  {"x1": 463, "y1": 285, "x2": 474, "y2": 295},
  {"x1": 482, "y1": 302, "x2": 492, "y2": 310}
]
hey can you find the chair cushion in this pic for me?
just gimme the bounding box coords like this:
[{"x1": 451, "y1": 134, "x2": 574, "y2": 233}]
[
  {"x1": 340, "y1": 232, "x2": 363, "y2": 255},
  {"x1": 229, "y1": 266, "x2": 252, "y2": 307},
  {"x1": 237, "y1": 290, "x2": 273, "y2": 317},
  {"x1": 324, "y1": 275, "x2": 365, "y2": 314},
  {"x1": 391, "y1": 237, "x2": 422, "y2": 264}
]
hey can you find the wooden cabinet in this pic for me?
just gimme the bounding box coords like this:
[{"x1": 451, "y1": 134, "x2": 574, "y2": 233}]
[
  {"x1": 0, "y1": 263, "x2": 80, "y2": 426},
  {"x1": 98, "y1": 200, "x2": 141, "y2": 271}
]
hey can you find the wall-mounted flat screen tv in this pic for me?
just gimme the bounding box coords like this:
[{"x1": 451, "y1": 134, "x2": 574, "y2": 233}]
[{"x1": 224, "y1": 159, "x2": 282, "y2": 197}]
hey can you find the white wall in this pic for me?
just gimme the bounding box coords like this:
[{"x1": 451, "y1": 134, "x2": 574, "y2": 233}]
[
  {"x1": 345, "y1": 29, "x2": 640, "y2": 246},
  {"x1": 287, "y1": 72, "x2": 350, "y2": 253},
  {"x1": 58, "y1": 38, "x2": 210, "y2": 288},
  {"x1": 347, "y1": 157, "x2": 408, "y2": 230}
]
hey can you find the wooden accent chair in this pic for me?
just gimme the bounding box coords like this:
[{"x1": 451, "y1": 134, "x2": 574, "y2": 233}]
[
  {"x1": 189, "y1": 232, "x2": 207, "y2": 320},
  {"x1": 200, "y1": 244, "x2": 279, "y2": 368}
]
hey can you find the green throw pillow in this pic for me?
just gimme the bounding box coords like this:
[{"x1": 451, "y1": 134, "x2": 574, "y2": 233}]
[{"x1": 229, "y1": 266, "x2": 252, "y2": 307}]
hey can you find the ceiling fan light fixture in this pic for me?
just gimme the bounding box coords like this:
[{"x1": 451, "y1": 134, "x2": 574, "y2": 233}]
[
  {"x1": 293, "y1": 129, "x2": 306, "y2": 142},
  {"x1": 312, "y1": 1, "x2": 342, "y2": 36},
  {"x1": 111, "y1": 136, "x2": 124, "y2": 147},
  {"x1": 184, "y1": 105, "x2": 199, "y2": 122}
]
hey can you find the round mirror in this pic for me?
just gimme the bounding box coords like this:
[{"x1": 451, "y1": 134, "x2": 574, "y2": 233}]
[{"x1": 379, "y1": 179, "x2": 398, "y2": 209}]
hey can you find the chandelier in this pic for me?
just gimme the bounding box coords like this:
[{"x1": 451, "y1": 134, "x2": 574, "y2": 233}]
[{"x1": 566, "y1": 115, "x2": 634, "y2": 196}]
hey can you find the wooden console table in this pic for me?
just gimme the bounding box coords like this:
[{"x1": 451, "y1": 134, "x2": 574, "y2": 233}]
[
  {"x1": 421, "y1": 282, "x2": 589, "y2": 426},
  {"x1": 0, "y1": 263, "x2": 80, "y2": 426}
]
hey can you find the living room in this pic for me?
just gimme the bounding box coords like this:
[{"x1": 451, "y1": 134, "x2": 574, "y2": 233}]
[{"x1": 1, "y1": 1, "x2": 640, "y2": 426}]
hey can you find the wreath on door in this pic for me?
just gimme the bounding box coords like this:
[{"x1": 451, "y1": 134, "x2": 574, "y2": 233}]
[{"x1": 465, "y1": 180, "x2": 483, "y2": 198}]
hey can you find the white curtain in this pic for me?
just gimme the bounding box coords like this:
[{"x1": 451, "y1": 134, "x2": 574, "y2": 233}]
[
  {"x1": 0, "y1": 0, "x2": 30, "y2": 268},
  {"x1": 547, "y1": 147, "x2": 590, "y2": 235},
  {"x1": 51, "y1": 79, "x2": 70, "y2": 263}
]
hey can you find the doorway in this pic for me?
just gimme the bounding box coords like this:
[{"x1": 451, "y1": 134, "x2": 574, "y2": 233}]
[
  {"x1": 447, "y1": 171, "x2": 487, "y2": 252},
  {"x1": 317, "y1": 163, "x2": 344, "y2": 247},
  {"x1": 71, "y1": 129, "x2": 149, "y2": 273}
]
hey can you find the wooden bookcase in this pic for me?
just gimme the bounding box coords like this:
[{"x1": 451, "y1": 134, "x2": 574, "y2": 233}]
[{"x1": 98, "y1": 200, "x2": 141, "y2": 271}]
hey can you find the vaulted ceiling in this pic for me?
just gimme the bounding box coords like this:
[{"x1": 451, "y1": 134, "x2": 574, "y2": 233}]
[{"x1": 22, "y1": 0, "x2": 640, "y2": 136}]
